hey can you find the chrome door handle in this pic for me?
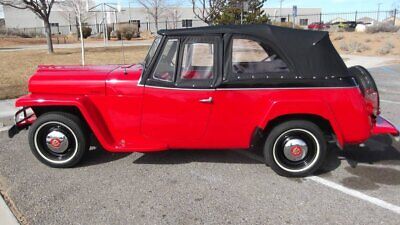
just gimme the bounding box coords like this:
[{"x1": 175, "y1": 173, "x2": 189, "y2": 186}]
[{"x1": 199, "y1": 97, "x2": 213, "y2": 103}]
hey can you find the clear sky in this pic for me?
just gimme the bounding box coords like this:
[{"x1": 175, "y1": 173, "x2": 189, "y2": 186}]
[{"x1": 117, "y1": 0, "x2": 398, "y2": 13}]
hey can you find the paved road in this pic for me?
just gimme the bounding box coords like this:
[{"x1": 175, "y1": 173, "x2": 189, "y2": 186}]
[{"x1": 0, "y1": 64, "x2": 399, "y2": 224}]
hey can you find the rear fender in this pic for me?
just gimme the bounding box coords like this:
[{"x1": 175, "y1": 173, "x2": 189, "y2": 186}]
[
  {"x1": 15, "y1": 94, "x2": 115, "y2": 150},
  {"x1": 260, "y1": 100, "x2": 344, "y2": 148}
]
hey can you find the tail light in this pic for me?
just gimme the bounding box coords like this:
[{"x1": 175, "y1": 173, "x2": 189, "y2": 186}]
[
  {"x1": 364, "y1": 88, "x2": 379, "y2": 116},
  {"x1": 348, "y1": 66, "x2": 379, "y2": 117}
]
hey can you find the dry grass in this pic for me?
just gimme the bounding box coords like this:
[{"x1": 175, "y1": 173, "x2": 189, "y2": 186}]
[
  {"x1": 0, "y1": 37, "x2": 48, "y2": 47},
  {"x1": 0, "y1": 46, "x2": 149, "y2": 99},
  {"x1": 330, "y1": 32, "x2": 400, "y2": 56}
]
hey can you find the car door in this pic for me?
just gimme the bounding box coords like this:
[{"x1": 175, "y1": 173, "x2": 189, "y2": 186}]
[
  {"x1": 205, "y1": 35, "x2": 292, "y2": 148},
  {"x1": 141, "y1": 36, "x2": 221, "y2": 148}
]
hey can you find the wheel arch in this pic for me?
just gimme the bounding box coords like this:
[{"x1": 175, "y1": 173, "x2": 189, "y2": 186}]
[
  {"x1": 257, "y1": 100, "x2": 345, "y2": 149},
  {"x1": 260, "y1": 113, "x2": 344, "y2": 149},
  {"x1": 16, "y1": 95, "x2": 115, "y2": 150}
]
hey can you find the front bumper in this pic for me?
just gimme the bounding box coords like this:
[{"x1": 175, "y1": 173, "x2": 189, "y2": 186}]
[
  {"x1": 371, "y1": 116, "x2": 399, "y2": 140},
  {"x1": 8, "y1": 107, "x2": 36, "y2": 138}
]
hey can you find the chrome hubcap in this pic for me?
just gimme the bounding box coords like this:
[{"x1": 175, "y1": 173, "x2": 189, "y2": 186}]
[
  {"x1": 45, "y1": 130, "x2": 69, "y2": 153},
  {"x1": 283, "y1": 139, "x2": 308, "y2": 161}
]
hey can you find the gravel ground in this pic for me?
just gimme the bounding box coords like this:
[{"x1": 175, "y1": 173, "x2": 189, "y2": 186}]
[{"x1": 0, "y1": 64, "x2": 399, "y2": 225}]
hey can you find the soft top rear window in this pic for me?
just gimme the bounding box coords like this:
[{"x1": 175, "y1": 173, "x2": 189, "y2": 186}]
[{"x1": 231, "y1": 38, "x2": 289, "y2": 74}]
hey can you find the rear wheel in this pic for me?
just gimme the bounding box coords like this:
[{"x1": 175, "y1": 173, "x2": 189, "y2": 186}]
[
  {"x1": 28, "y1": 112, "x2": 88, "y2": 168},
  {"x1": 264, "y1": 120, "x2": 327, "y2": 177}
]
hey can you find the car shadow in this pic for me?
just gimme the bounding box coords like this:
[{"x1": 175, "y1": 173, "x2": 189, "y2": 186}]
[
  {"x1": 77, "y1": 135, "x2": 400, "y2": 178},
  {"x1": 133, "y1": 150, "x2": 262, "y2": 165},
  {"x1": 77, "y1": 146, "x2": 132, "y2": 168},
  {"x1": 340, "y1": 135, "x2": 400, "y2": 167},
  {"x1": 320, "y1": 135, "x2": 400, "y2": 190}
]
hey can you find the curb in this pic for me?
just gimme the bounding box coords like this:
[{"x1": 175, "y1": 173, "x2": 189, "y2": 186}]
[{"x1": 0, "y1": 194, "x2": 20, "y2": 225}]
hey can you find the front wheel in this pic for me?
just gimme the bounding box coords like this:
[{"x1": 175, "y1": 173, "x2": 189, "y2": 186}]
[
  {"x1": 28, "y1": 112, "x2": 89, "y2": 168},
  {"x1": 264, "y1": 120, "x2": 327, "y2": 177}
]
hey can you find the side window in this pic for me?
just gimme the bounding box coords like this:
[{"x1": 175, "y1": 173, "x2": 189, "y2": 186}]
[
  {"x1": 180, "y1": 42, "x2": 214, "y2": 80},
  {"x1": 232, "y1": 38, "x2": 289, "y2": 74},
  {"x1": 152, "y1": 39, "x2": 178, "y2": 82}
]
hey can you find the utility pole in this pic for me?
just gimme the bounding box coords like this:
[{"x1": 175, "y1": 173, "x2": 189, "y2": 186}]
[{"x1": 377, "y1": 2, "x2": 382, "y2": 21}]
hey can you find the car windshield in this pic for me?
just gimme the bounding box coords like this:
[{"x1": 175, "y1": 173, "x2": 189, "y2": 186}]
[{"x1": 144, "y1": 36, "x2": 162, "y2": 68}]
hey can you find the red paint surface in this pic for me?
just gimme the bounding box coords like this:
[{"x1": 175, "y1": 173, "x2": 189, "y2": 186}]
[{"x1": 15, "y1": 64, "x2": 398, "y2": 152}]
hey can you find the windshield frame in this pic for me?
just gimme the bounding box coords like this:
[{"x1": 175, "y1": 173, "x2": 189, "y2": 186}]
[{"x1": 144, "y1": 36, "x2": 162, "y2": 68}]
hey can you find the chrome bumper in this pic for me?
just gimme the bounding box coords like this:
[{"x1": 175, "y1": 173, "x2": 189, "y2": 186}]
[{"x1": 8, "y1": 107, "x2": 36, "y2": 138}]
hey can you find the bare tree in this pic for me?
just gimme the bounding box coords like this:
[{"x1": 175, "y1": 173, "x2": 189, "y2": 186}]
[
  {"x1": 167, "y1": 6, "x2": 182, "y2": 29},
  {"x1": 191, "y1": 0, "x2": 225, "y2": 25},
  {"x1": 138, "y1": 0, "x2": 166, "y2": 31},
  {"x1": 0, "y1": 0, "x2": 56, "y2": 53},
  {"x1": 60, "y1": 0, "x2": 93, "y2": 66}
]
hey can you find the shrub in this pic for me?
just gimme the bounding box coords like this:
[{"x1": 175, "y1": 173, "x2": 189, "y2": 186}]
[
  {"x1": 80, "y1": 26, "x2": 92, "y2": 39},
  {"x1": 339, "y1": 42, "x2": 349, "y2": 51},
  {"x1": 124, "y1": 32, "x2": 133, "y2": 40},
  {"x1": 333, "y1": 34, "x2": 344, "y2": 41},
  {"x1": 348, "y1": 41, "x2": 369, "y2": 53},
  {"x1": 366, "y1": 23, "x2": 400, "y2": 33},
  {"x1": 378, "y1": 42, "x2": 395, "y2": 55},
  {"x1": 116, "y1": 24, "x2": 140, "y2": 40},
  {"x1": 116, "y1": 30, "x2": 122, "y2": 40}
]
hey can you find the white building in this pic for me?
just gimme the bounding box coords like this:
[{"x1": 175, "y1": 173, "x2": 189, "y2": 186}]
[{"x1": 2, "y1": 4, "x2": 322, "y2": 35}]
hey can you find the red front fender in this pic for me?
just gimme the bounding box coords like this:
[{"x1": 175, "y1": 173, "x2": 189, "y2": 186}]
[{"x1": 14, "y1": 94, "x2": 116, "y2": 150}]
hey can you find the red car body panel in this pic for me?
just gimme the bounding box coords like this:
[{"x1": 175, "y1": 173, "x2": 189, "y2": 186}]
[{"x1": 15, "y1": 62, "x2": 394, "y2": 153}]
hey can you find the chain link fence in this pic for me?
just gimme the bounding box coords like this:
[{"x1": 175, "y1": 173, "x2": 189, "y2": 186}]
[{"x1": 0, "y1": 9, "x2": 398, "y2": 38}]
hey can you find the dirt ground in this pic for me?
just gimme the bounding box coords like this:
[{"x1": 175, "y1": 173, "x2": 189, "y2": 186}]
[
  {"x1": 330, "y1": 32, "x2": 400, "y2": 56},
  {"x1": 0, "y1": 46, "x2": 149, "y2": 99}
]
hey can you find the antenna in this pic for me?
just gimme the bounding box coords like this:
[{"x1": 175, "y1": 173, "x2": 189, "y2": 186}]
[{"x1": 121, "y1": 37, "x2": 126, "y2": 66}]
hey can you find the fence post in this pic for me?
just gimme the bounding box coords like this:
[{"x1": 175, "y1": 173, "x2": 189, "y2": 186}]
[
  {"x1": 319, "y1": 13, "x2": 322, "y2": 23},
  {"x1": 165, "y1": 20, "x2": 168, "y2": 30},
  {"x1": 287, "y1": 14, "x2": 290, "y2": 23},
  {"x1": 355, "y1": 11, "x2": 358, "y2": 22}
]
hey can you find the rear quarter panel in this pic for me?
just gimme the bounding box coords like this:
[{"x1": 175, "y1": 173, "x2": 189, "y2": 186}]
[{"x1": 204, "y1": 87, "x2": 371, "y2": 148}]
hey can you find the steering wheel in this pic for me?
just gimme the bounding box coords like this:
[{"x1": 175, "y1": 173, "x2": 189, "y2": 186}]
[{"x1": 262, "y1": 54, "x2": 277, "y2": 62}]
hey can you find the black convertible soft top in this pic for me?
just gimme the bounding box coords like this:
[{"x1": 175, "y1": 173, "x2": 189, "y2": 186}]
[{"x1": 158, "y1": 24, "x2": 349, "y2": 79}]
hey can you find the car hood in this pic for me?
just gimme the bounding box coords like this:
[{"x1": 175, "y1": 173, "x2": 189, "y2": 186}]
[{"x1": 29, "y1": 65, "x2": 121, "y2": 95}]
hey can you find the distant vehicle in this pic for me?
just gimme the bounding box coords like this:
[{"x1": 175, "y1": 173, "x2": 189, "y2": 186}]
[
  {"x1": 308, "y1": 22, "x2": 330, "y2": 30},
  {"x1": 331, "y1": 21, "x2": 360, "y2": 31},
  {"x1": 8, "y1": 25, "x2": 399, "y2": 177}
]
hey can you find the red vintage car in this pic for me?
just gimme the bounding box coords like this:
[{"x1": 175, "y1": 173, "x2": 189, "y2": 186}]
[
  {"x1": 308, "y1": 22, "x2": 330, "y2": 30},
  {"x1": 9, "y1": 25, "x2": 399, "y2": 177}
]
